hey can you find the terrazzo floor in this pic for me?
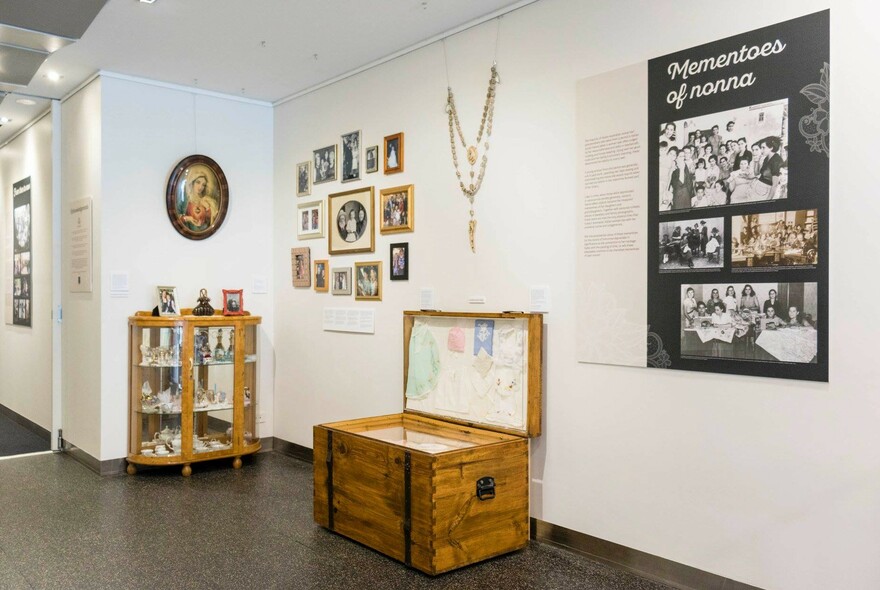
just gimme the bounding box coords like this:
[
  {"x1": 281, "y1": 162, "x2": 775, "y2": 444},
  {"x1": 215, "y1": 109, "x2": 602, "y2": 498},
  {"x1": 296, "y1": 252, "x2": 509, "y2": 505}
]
[
  {"x1": 0, "y1": 452, "x2": 672, "y2": 590},
  {"x1": 0, "y1": 411, "x2": 50, "y2": 457}
]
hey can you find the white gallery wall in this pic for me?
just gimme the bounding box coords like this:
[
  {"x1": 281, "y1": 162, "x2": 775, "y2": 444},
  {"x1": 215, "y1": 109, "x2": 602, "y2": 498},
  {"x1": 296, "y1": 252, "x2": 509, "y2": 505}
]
[
  {"x1": 61, "y1": 79, "x2": 103, "y2": 459},
  {"x1": 272, "y1": 1, "x2": 880, "y2": 589},
  {"x1": 56, "y1": 75, "x2": 275, "y2": 460},
  {"x1": 0, "y1": 113, "x2": 53, "y2": 430}
]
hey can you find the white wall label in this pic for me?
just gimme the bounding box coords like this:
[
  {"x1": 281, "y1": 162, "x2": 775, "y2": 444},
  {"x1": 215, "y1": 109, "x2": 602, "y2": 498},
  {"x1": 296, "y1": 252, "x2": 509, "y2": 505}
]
[
  {"x1": 529, "y1": 286, "x2": 551, "y2": 313},
  {"x1": 322, "y1": 307, "x2": 375, "y2": 334},
  {"x1": 110, "y1": 271, "x2": 129, "y2": 297},
  {"x1": 419, "y1": 288, "x2": 435, "y2": 310}
]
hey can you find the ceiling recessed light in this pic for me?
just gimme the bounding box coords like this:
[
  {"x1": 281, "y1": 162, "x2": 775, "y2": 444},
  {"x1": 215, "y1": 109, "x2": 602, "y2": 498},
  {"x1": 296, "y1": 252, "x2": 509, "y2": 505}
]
[
  {"x1": 0, "y1": 117, "x2": 11, "y2": 124},
  {"x1": 44, "y1": 72, "x2": 63, "y2": 82},
  {"x1": 139, "y1": 0, "x2": 157, "y2": 4},
  {"x1": 15, "y1": 98, "x2": 37, "y2": 106}
]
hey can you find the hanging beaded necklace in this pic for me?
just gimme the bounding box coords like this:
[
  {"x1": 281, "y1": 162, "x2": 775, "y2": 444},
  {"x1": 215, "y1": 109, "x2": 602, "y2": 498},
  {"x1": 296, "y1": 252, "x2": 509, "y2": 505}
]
[{"x1": 442, "y1": 22, "x2": 501, "y2": 253}]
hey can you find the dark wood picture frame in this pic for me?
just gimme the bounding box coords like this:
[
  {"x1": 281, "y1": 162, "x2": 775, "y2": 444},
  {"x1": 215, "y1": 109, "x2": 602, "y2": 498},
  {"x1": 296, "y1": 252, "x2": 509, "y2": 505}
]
[
  {"x1": 165, "y1": 154, "x2": 229, "y2": 241},
  {"x1": 384, "y1": 132, "x2": 404, "y2": 174}
]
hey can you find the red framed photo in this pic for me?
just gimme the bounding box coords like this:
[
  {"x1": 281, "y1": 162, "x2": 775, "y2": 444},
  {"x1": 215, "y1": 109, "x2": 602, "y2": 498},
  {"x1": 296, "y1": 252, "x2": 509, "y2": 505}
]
[{"x1": 222, "y1": 289, "x2": 244, "y2": 316}]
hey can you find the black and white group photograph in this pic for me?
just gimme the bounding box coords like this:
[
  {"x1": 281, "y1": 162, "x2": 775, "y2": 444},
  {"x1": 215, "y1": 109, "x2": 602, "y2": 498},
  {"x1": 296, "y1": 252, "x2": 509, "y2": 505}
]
[
  {"x1": 335, "y1": 200, "x2": 368, "y2": 243},
  {"x1": 659, "y1": 216, "x2": 723, "y2": 271},
  {"x1": 313, "y1": 144, "x2": 337, "y2": 184},
  {"x1": 340, "y1": 130, "x2": 361, "y2": 183},
  {"x1": 731, "y1": 209, "x2": 817, "y2": 269},
  {"x1": 659, "y1": 100, "x2": 788, "y2": 211},
  {"x1": 680, "y1": 282, "x2": 817, "y2": 364},
  {"x1": 14, "y1": 203, "x2": 31, "y2": 251}
]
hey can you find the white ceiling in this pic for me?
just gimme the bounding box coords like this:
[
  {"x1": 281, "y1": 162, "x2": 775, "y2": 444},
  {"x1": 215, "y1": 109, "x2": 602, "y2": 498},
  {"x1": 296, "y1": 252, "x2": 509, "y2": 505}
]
[{"x1": 0, "y1": 0, "x2": 532, "y2": 146}]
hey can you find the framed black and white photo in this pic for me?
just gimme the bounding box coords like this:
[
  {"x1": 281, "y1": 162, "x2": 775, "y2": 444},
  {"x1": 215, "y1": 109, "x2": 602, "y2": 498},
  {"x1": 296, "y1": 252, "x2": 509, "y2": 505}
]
[
  {"x1": 313, "y1": 145, "x2": 337, "y2": 184},
  {"x1": 390, "y1": 242, "x2": 408, "y2": 281},
  {"x1": 365, "y1": 146, "x2": 379, "y2": 173},
  {"x1": 328, "y1": 186, "x2": 375, "y2": 255},
  {"x1": 331, "y1": 267, "x2": 352, "y2": 295},
  {"x1": 341, "y1": 130, "x2": 361, "y2": 183},
  {"x1": 296, "y1": 161, "x2": 311, "y2": 197}
]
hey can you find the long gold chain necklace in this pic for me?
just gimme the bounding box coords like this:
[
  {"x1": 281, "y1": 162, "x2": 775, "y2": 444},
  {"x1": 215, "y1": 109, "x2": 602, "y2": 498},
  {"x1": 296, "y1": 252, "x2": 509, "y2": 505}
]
[{"x1": 443, "y1": 25, "x2": 501, "y2": 253}]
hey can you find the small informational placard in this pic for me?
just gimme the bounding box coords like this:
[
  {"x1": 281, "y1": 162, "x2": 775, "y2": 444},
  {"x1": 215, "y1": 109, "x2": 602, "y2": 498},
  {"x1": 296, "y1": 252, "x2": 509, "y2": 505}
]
[
  {"x1": 322, "y1": 307, "x2": 375, "y2": 334},
  {"x1": 69, "y1": 198, "x2": 92, "y2": 292},
  {"x1": 529, "y1": 286, "x2": 551, "y2": 313},
  {"x1": 110, "y1": 272, "x2": 129, "y2": 297},
  {"x1": 419, "y1": 288, "x2": 435, "y2": 310}
]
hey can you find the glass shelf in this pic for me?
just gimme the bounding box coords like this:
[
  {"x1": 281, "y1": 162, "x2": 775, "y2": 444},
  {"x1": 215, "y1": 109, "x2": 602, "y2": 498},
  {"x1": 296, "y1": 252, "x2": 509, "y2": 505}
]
[
  {"x1": 195, "y1": 360, "x2": 234, "y2": 367},
  {"x1": 137, "y1": 408, "x2": 183, "y2": 415},
  {"x1": 193, "y1": 403, "x2": 234, "y2": 413},
  {"x1": 137, "y1": 363, "x2": 182, "y2": 368}
]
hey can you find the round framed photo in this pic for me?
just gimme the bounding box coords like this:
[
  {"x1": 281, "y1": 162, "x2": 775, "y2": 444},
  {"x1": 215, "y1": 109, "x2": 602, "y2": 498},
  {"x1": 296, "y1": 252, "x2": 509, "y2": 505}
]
[{"x1": 165, "y1": 154, "x2": 229, "y2": 240}]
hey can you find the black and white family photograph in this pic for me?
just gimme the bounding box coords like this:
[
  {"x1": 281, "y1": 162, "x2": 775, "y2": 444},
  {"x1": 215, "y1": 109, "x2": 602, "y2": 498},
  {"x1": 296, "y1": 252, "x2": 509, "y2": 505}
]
[
  {"x1": 335, "y1": 200, "x2": 368, "y2": 243},
  {"x1": 659, "y1": 217, "x2": 723, "y2": 271},
  {"x1": 341, "y1": 130, "x2": 360, "y2": 183},
  {"x1": 659, "y1": 100, "x2": 788, "y2": 211},
  {"x1": 331, "y1": 267, "x2": 351, "y2": 295},
  {"x1": 313, "y1": 144, "x2": 337, "y2": 184},
  {"x1": 731, "y1": 209, "x2": 817, "y2": 269},
  {"x1": 296, "y1": 161, "x2": 310, "y2": 196},
  {"x1": 680, "y1": 282, "x2": 817, "y2": 364},
  {"x1": 14, "y1": 299, "x2": 29, "y2": 322}
]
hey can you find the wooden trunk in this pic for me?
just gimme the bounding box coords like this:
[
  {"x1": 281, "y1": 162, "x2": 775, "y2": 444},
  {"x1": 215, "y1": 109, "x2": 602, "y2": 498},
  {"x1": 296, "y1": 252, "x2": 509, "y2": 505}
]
[
  {"x1": 314, "y1": 414, "x2": 529, "y2": 575},
  {"x1": 314, "y1": 311, "x2": 542, "y2": 574}
]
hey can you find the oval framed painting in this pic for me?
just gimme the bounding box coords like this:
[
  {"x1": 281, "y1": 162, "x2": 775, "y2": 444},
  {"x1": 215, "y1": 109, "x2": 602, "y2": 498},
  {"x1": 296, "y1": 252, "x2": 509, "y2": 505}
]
[{"x1": 165, "y1": 154, "x2": 229, "y2": 240}]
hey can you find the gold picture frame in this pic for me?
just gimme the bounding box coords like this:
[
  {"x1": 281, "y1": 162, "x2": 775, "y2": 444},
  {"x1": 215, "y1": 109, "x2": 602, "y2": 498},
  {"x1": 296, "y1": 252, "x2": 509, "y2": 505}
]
[
  {"x1": 379, "y1": 184, "x2": 414, "y2": 234},
  {"x1": 314, "y1": 260, "x2": 329, "y2": 292},
  {"x1": 354, "y1": 261, "x2": 382, "y2": 301},
  {"x1": 328, "y1": 186, "x2": 374, "y2": 255}
]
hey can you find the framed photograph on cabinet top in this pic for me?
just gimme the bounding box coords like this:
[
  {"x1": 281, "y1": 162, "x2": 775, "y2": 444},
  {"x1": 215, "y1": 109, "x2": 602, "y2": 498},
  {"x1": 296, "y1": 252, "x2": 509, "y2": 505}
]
[
  {"x1": 313, "y1": 144, "x2": 337, "y2": 184},
  {"x1": 331, "y1": 267, "x2": 352, "y2": 295},
  {"x1": 157, "y1": 286, "x2": 180, "y2": 316},
  {"x1": 222, "y1": 289, "x2": 244, "y2": 316},
  {"x1": 354, "y1": 261, "x2": 382, "y2": 301},
  {"x1": 341, "y1": 130, "x2": 361, "y2": 183},
  {"x1": 165, "y1": 154, "x2": 228, "y2": 241},
  {"x1": 296, "y1": 161, "x2": 311, "y2": 197},
  {"x1": 328, "y1": 186, "x2": 375, "y2": 255},
  {"x1": 365, "y1": 146, "x2": 379, "y2": 173},
  {"x1": 390, "y1": 242, "x2": 408, "y2": 281},
  {"x1": 384, "y1": 132, "x2": 404, "y2": 174},
  {"x1": 297, "y1": 200, "x2": 324, "y2": 240},
  {"x1": 314, "y1": 260, "x2": 329, "y2": 292},
  {"x1": 291, "y1": 247, "x2": 311, "y2": 287},
  {"x1": 379, "y1": 184, "x2": 414, "y2": 234}
]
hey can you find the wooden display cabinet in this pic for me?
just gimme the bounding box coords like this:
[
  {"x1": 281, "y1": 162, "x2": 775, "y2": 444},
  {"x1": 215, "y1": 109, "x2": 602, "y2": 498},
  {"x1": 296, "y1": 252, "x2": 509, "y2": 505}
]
[
  {"x1": 314, "y1": 311, "x2": 542, "y2": 575},
  {"x1": 126, "y1": 310, "x2": 261, "y2": 476}
]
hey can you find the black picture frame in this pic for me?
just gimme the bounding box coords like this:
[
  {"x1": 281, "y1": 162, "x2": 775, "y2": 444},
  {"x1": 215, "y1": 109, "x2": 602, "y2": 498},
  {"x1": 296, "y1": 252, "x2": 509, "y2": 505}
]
[{"x1": 390, "y1": 242, "x2": 408, "y2": 281}]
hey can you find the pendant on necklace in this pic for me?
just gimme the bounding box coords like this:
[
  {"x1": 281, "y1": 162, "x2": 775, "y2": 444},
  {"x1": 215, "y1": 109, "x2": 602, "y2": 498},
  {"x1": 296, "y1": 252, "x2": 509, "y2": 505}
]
[
  {"x1": 466, "y1": 146, "x2": 478, "y2": 165},
  {"x1": 468, "y1": 219, "x2": 477, "y2": 253}
]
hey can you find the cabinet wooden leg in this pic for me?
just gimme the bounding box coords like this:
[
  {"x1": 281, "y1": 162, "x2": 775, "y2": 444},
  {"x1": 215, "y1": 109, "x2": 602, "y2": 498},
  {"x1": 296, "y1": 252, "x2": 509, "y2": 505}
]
[
  {"x1": 182, "y1": 464, "x2": 192, "y2": 477},
  {"x1": 232, "y1": 456, "x2": 242, "y2": 469},
  {"x1": 126, "y1": 463, "x2": 137, "y2": 475}
]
